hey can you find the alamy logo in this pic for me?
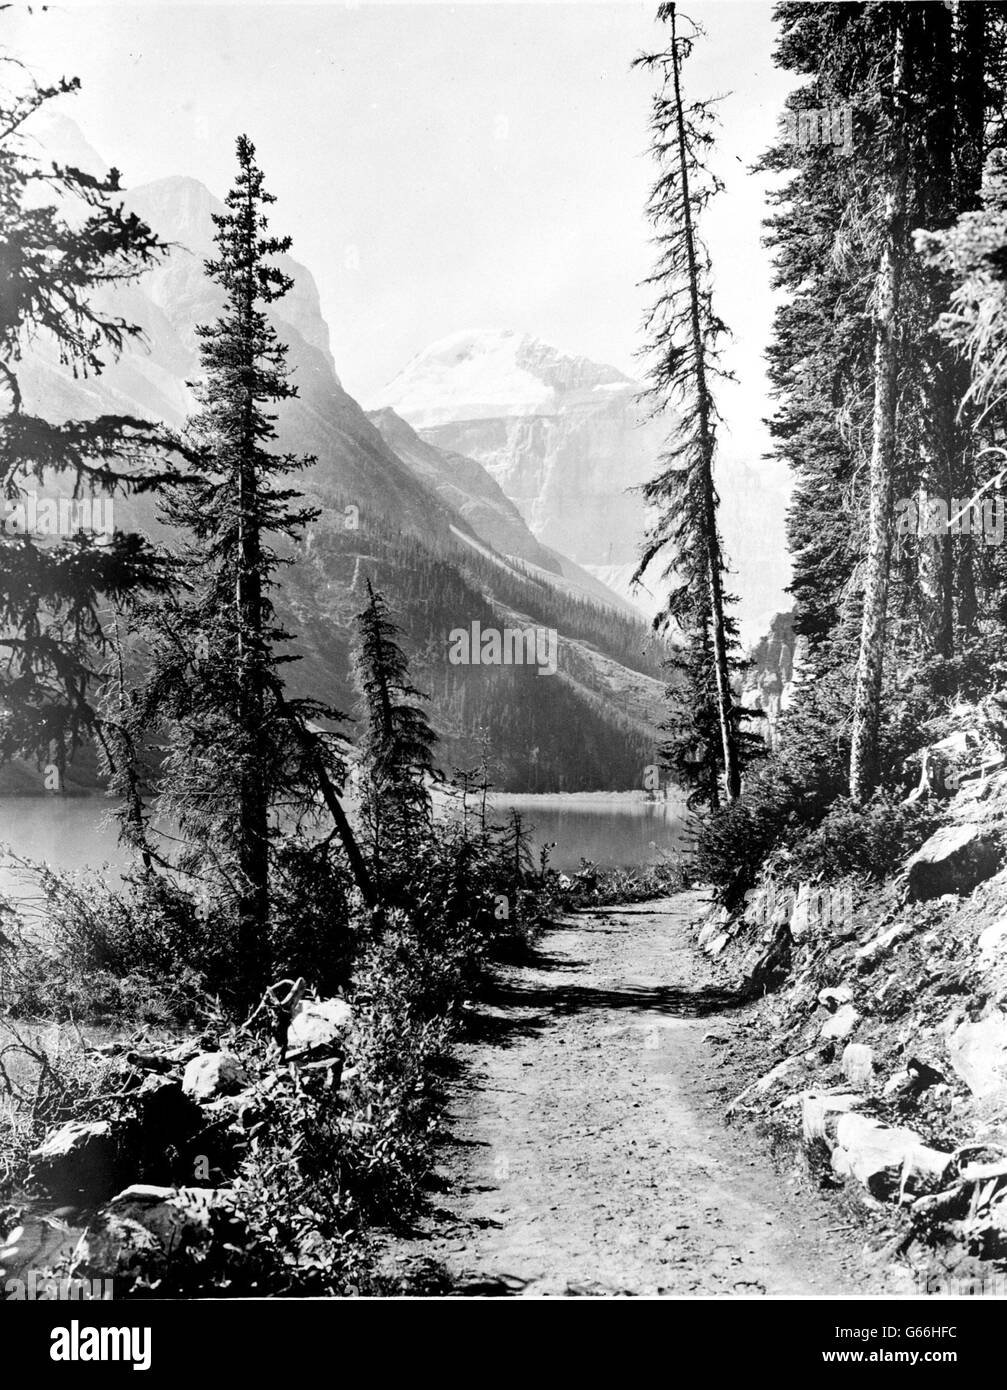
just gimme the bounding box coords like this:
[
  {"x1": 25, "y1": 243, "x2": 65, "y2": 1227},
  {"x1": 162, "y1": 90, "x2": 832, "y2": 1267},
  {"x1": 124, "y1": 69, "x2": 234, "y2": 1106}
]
[
  {"x1": 779, "y1": 104, "x2": 854, "y2": 156},
  {"x1": 3, "y1": 491, "x2": 114, "y2": 539},
  {"x1": 896, "y1": 450, "x2": 1007, "y2": 550},
  {"x1": 895, "y1": 490, "x2": 1006, "y2": 547},
  {"x1": 4, "y1": 1272, "x2": 113, "y2": 1301},
  {"x1": 49, "y1": 1319, "x2": 151, "y2": 1371},
  {"x1": 745, "y1": 881, "x2": 852, "y2": 933},
  {"x1": 447, "y1": 621, "x2": 558, "y2": 677}
]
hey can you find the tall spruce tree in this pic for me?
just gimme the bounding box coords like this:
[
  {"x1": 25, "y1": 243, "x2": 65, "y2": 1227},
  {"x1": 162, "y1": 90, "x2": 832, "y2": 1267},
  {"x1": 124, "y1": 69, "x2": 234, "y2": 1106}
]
[
  {"x1": 138, "y1": 136, "x2": 362, "y2": 1003},
  {"x1": 634, "y1": 1, "x2": 748, "y2": 807}
]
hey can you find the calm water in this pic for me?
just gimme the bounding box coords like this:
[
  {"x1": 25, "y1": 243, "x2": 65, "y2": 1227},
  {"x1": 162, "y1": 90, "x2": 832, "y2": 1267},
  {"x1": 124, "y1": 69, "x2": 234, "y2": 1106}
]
[
  {"x1": 0, "y1": 797, "x2": 126, "y2": 920},
  {"x1": 485, "y1": 795, "x2": 685, "y2": 872},
  {"x1": 0, "y1": 792, "x2": 686, "y2": 910}
]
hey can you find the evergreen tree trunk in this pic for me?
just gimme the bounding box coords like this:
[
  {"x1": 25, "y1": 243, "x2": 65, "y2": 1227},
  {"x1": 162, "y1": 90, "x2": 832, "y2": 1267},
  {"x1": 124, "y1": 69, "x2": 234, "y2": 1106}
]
[
  {"x1": 916, "y1": 443, "x2": 954, "y2": 665},
  {"x1": 922, "y1": 2, "x2": 957, "y2": 667},
  {"x1": 286, "y1": 714, "x2": 377, "y2": 909},
  {"x1": 668, "y1": 3, "x2": 741, "y2": 802},
  {"x1": 849, "y1": 21, "x2": 907, "y2": 804},
  {"x1": 234, "y1": 177, "x2": 270, "y2": 1001},
  {"x1": 951, "y1": 0, "x2": 988, "y2": 645}
]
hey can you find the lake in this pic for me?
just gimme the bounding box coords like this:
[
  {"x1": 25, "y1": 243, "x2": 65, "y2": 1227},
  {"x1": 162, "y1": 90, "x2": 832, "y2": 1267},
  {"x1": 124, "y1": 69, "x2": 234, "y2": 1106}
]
[
  {"x1": 0, "y1": 798, "x2": 126, "y2": 923},
  {"x1": 483, "y1": 794, "x2": 686, "y2": 872},
  {"x1": 0, "y1": 791, "x2": 687, "y2": 911}
]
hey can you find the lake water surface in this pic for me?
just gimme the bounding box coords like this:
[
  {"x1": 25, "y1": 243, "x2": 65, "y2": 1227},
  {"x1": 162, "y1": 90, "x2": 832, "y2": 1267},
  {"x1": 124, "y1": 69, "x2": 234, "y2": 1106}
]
[
  {"x1": 483, "y1": 794, "x2": 685, "y2": 872},
  {"x1": 0, "y1": 791, "x2": 686, "y2": 910}
]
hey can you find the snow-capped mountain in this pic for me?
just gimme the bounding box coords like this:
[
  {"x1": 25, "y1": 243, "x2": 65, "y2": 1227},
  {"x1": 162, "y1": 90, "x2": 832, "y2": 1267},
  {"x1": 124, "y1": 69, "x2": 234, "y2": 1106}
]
[
  {"x1": 371, "y1": 329, "x2": 791, "y2": 645},
  {"x1": 10, "y1": 126, "x2": 669, "y2": 790},
  {"x1": 371, "y1": 328, "x2": 631, "y2": 429},
  {"x1": 371, "y1": 329, "x2": 655, "y2": 573}
]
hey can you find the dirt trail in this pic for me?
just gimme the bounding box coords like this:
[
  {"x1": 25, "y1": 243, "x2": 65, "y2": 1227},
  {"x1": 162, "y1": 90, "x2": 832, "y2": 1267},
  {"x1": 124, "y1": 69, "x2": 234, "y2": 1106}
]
[{"x1": 384, "y1": 893, "x2": 873, "y2": 1297}]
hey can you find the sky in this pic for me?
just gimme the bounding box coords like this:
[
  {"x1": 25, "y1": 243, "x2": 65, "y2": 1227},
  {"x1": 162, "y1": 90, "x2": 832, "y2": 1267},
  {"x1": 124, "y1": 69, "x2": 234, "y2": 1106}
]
[{"x1": 10, "y1": 0, "x2": 797, "y2": 483}]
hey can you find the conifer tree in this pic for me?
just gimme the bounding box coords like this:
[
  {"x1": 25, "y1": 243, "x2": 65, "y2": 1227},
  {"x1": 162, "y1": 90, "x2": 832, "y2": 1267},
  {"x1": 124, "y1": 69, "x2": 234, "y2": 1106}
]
[
  {"x1": 759, "y1": 2, "x2": 1007, "y2": 798},
  {"x1": 351, "y1": 580, "x2": 437, "y2": 876},
  {"x1": 0, "y1": 38, "x2": 182, "y2": 779},
  {"x1": 139, "y1": 136, "x2": 363, "y2": 1003},
  {"x1": 634, "y1": 1, "x2": 748, "y2": 806}
]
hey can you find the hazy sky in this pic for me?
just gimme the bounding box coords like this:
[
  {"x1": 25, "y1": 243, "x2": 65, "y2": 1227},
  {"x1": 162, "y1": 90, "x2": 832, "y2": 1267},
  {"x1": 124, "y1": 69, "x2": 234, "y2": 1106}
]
[{"x1": 11, "y1": 1, "x2": 796, "y2": 480}]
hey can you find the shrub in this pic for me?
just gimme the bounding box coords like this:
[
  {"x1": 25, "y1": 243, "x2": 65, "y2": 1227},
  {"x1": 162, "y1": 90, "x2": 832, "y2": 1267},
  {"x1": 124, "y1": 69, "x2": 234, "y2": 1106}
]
[
  {"x1": 555, "y1": 857, "x2": 691, "y2": 909},
  {"x1": 0, "y1": 868, "x2": 222, "y2": 1024},
  {"x1": 0, "y1": 1020, "x2": 119, "y2": 1191},
  {"x1": 786, "y1": 795, "x2": 939, "y2": 882}
]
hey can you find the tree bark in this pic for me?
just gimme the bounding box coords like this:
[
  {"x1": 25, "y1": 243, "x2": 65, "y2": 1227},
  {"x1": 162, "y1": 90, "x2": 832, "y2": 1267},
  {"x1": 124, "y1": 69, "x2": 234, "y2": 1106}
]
[{"x1": 849, "y1": 20, "x2": 907, "y2": 804}]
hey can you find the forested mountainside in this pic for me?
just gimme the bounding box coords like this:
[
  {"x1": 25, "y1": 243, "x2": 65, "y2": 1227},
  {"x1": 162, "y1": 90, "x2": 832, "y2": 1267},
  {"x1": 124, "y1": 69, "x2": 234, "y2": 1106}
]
[{"x1": 6, "y1": 129, "x2": 667, "y2": 792}]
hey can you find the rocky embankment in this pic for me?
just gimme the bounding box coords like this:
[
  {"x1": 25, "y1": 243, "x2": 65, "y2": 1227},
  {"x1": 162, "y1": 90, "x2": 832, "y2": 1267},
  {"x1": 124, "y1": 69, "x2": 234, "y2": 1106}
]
[
  {"x1": 694, "y1": 691, "x2": 1007, "y2": 1290},
  {"x1": 0, "y1": 985, "x2": 354, "y2": 1297}
]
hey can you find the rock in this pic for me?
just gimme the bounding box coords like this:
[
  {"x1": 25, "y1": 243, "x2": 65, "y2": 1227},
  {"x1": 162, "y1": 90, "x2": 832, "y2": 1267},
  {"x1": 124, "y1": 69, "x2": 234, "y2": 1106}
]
[
  {"x1": 28, "y1": 1121, "x2": 126, "y2": 1204},
  {"x1": 790, "y1": 883, "x2": 812, "y2": 941},
  {"x1": 948, "y1": 1014, "x2": 1007, "y2": 1099},
  {"x1": 905, "y1": 824, "x2": 1003, "y2": 901},
  {"x1": 899, "y1": 1145, "x2": 954, "y2": 1204},
  {"x1": 830, "y1": 1113, "x2": 926, "y2": 1200},
  {"x1": 977, "y1": 919, "x2": 1007, "y2": 967},
  {"x1": 950, "y1": 764, "x2": 1007, "y2": 820},
  {"x1": 907, "y1": 1057, "x2": 946, "y2": 1090},
  {"x1": 883, "y1": 1070, "x2": 912, "y2": 1098},
  {"x1": 841, "y1": 1042, "x2": 874, "y2": 1088},
  {"x1": 821, "y1": 1004, "x2": 859, "y2": 1041},
  {"x1": 818, "y1": 985, "x2": 853, "y2": 1010},
  {"x1": 706, "y1": 931, "x2": 729, "y2": 958},
  {"x1": 882, "y1": 1059, "x2": 945, "y2": 1103},
  {"x1": 933, "y1": 729, "x2": 973, "y2": 760},
  {"x1": 286, "y1": 998, "x2": 354, "y2": 1059},
  {"x1": 134, "y1": 1074, "x2": 200, "y2": 1128},
  {"x1": 106, "y1": 1183, "x2": 236, "y2": 1218},
  {"x1": 956, "y1": 1155, "x2": 1007, "y2": 1184},
  {"x1": 182, "y1": 1052, "x2": 249, "y2": 1103},
  {"x1": 875, "y1": 972, "x2": 897, "y2": 1000},
  {"x1": 202, "y1": 1081, "x2": 275, "y2": 1130},
  {"x1": 697, "y1": 918, "x2": 720, "y2": 949},
  {"x1": 754, "y1": 1056, "x2": 802, "y2": 1093},
  {"x1": 910, "y1": 1185, "x2": 971, "y2": 1224},
  {"x1": 73, "y1": 1185, "x2": 246, "y2": 1294},
  {"x1": 801, "y1": 1092, "x2": 859, "y2": 1144},
  {"x1": 856, "y1": 919, "x2": 915, "y2": 968},
  {"x1": 726, "y1": 1056, "x2": 803, "y2": 1115},
  {"x1": 0, "y1": 1208, "x2": 83, "y2": 1282}
]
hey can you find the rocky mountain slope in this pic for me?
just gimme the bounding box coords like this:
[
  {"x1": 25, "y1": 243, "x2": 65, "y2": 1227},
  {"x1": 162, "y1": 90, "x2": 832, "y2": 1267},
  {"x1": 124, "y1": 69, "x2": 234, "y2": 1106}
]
[
  {"x1": 372, "y1": 328, "x2": 792, "y2": 644},
  {"x1": 10, "y1": 130, "x2": 668, "y2": 791},
  {"x1": 366, "y1": 407, "x2": 641, "y2": 618},
  {"x1": 741, "y1": 611, "x2": 803, "y2": 749}
]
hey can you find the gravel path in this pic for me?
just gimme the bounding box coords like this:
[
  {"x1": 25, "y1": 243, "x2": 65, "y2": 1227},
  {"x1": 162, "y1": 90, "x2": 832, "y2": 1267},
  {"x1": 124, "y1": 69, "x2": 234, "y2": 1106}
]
[{"x1": 384, "y1": 894, "x2": 872, "y2": 1297}]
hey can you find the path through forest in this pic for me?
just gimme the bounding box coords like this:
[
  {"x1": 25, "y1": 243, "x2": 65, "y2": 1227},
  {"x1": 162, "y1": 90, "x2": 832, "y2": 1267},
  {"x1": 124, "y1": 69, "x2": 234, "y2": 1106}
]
[{"x1": 381, "y1": 892, "x2": 877, "y2": 1297}]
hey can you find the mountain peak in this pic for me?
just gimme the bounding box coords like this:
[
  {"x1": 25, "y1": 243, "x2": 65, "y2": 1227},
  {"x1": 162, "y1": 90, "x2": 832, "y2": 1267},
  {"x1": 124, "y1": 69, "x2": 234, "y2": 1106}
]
[
  {"x1": 371, "y1": 328, "x2": 633, "y2": 429},
  {"x1": 125, "y1": 176, "x2": 222, "y2": 250},
  {"x1": 29, "y1": 112, "x2": 108, "y2": 179}
]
